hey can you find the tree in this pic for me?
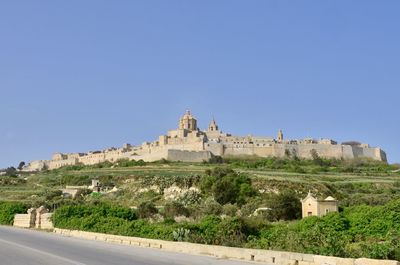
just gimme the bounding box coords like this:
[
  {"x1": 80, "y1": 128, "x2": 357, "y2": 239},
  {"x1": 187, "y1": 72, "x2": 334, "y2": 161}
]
[
  {"x1": 284, "y1": 149, "x2": 291, "y2": 158},
  {"x1": 17, "y1": 161, "x2": 25, "y2": 170},
  {"x1": 5, "y1": 167, "x2": 17, "y2": 177},
  {"x1": 200, "y1": 167, "x2": 257, "y2": 205},
  {"x1": 310, "y1": 149, "x2": 324, "y2": 166},
  {"x1": 267, "y1": 190, "x2": 301, "y2": 221}
]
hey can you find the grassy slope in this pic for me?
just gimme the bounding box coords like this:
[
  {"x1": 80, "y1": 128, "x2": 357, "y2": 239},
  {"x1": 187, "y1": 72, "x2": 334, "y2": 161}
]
[{"x1": 1, "y1": 159, "x2": 399, "y2": 208}]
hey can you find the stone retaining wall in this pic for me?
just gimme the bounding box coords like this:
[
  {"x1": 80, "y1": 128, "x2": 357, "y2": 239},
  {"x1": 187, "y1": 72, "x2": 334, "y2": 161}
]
[{"x1": 54, "y1": 228, "x2": 399, "y2": 265}]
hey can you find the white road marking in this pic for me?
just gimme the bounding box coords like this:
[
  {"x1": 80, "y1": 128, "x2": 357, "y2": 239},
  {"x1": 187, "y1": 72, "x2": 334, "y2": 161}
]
[{"x1": 0, "y1": 237, "x2": 86, "y2": 265}]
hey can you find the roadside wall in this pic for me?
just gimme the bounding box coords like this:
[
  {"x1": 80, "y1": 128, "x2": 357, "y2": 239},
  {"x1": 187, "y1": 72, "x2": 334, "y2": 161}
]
[
  {"x1": 13, "y1": 208, "x2": 36, "y2": 228},
  {"x1": 40, "y1": 213, "x2": 54, "y2": 229},
  {"x1": 54, "y1": 228, "x2": 399, "y2": 265},
  {"x1": 13, "y1": 214, "x2": 34, "y2": 228},
  {"x1": 13, "y1": 207, "x2": 52, "y2": 229}
]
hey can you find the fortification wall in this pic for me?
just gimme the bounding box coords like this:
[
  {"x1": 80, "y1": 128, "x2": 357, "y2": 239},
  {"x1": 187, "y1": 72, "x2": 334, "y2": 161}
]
[
  {"x1": 23, "y1": 160, "x2": 47, "y2": 172},
  {"x1": 204, "y1": 142, "x2": 224, "y2": 156},
  {"x1": 223, "y1": 145, "x2": 257, "y2": 156},
  {"x1": 38, "y1": 141, "x2": 386, "y2": 170},
  {"x1": 163, "y1": 142, "x2": 204, "y2": 152},
  {"x1": 47, "y1": 158, "x2": 77, "y2": 170},
  {"x1": 221, "y1": 143, "x2": 347, "y2": 160},
  {"x1": 130, "y1": 149, "x2": 170, "y2": 162},
  {"x1": 291, "y1": 144, "x2": 345, "y2": 160},
  {"x1": 54, "y1": 228, "x2": 399, "y2": 265},
  {"x1": 104, "y1": 151, "x2": 132, "y2": 162},
  {"x1": 78, "y1": 153, "x2": 106, "y2": 165},
  {"x1": 166, "y1": 149, "x2": 212, "y2": 162},
  {"x1": 219, "y1": 143, "x2": 384, "y2": 161},
  {"x1": 351, "y1": 146, "x2": 387, "y2": 162}
]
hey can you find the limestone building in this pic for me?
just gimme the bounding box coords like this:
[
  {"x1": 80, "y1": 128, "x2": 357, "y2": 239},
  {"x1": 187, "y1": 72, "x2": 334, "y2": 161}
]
[
  {"x1": 301, "y1": 192, "x2": 338, "y2": 218},
  {"x1": 23, "y1": 110, "x2": 387, "y2": 171}
]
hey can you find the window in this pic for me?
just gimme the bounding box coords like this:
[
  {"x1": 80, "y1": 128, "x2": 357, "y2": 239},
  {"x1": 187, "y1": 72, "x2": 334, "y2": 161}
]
[
  {"x1": 308, "y1": 212, "x2": 312, "y2": 216},
  {"x1": 326, "y1": 209, "x2": 329, "y2": 213}
]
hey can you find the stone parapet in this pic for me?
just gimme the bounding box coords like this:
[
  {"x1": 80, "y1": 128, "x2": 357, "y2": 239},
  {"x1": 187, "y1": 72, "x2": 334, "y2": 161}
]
[
  {"x1": 13, "y1": 206, "x2": 53, "y2": 230},
  {"x1": 40, "y1": 213, "x2": 54, "y2": 230},
  {"x1": 13, "y1": 208, "x2": 36, "y2": 228}
]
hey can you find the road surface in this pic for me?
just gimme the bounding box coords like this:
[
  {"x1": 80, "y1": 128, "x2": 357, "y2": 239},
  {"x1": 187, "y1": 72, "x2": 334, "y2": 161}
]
[{"x1": 0, "y1": 226, "x2": 256, "y2": 265}]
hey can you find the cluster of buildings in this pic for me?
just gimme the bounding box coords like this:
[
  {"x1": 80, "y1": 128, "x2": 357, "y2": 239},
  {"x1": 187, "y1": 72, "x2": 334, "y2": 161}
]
[{"x1": 23, "y1": 111, "x2": 387, "y2": 171}]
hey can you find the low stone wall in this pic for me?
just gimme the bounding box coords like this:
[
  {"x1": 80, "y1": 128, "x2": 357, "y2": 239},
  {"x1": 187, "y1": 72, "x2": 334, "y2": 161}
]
[
  {"x1": 13, "y1": 208, "x2": 36, "y2": 228},
  {"x1": 13, "y1": 214, "x2": 34, "y2": 228},
  {"x1": 13, "y1": 206, "x2": 53, "y2": 229},
  {"x1": 40, "y1": 213, "x2": 54, "y2": 229},
  {"x1": 54, "y1": 228, "x2": 399, "y2": 265}
]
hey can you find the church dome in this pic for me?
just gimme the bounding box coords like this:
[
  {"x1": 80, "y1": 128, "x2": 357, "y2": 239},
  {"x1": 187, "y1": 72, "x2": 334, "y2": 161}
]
[{"x1": 179, "y1": 110, "x2": 197, "y2": 131}]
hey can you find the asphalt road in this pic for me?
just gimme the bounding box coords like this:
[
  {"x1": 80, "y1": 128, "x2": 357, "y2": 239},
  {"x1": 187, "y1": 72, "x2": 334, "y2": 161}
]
[{"x1": 0, "y1": 226, "x2": 255, "y2": 265}]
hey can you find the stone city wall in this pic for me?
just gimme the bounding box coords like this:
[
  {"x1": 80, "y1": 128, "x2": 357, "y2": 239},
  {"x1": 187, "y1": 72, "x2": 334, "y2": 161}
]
[
  {"x1": 221, "y1": 143, "x2": 385, "y2": 162},
  {"x1": 130, "y1": 149, "x2": 170, "y2": 162},
  {"x1": 47, "y1": 158, "x2": 77, "y2": 170},
  {"x1": 166, "y1": 149, "x2": 213, "y2": 162},
  {"x1": 54, "y1": 228, "x2": 399, "y2": 265}
]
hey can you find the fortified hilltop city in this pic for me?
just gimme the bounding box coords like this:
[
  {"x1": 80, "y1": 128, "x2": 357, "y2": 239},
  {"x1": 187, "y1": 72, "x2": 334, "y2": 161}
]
[{"x1": 23, "y1": 110, "x2": 387, "y2": 171}]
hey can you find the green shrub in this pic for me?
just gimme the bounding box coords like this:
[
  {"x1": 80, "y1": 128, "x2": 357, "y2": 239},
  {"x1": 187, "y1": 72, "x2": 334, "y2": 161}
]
[
  {"x1": 200, "y1": 167, "x2": 257, "y2": 205},
  {"x1": 163, "y1": 201, "x2": 189, "y2": 218},
  {"x1": 61, "y1": 175, "x2": 91, "y2": 186},
  {"x1": 137, "y1": 201, "x2": 158, "y2": 219},
  {"x1": 266, "y1": 190, "x2": 302, "y2": 221},
  {"x1": 223, "y1": 203, "x2": 239, "y2": 217},
  {"x1": 0, "y1": 201, "x2": 28, "y2": 225}
]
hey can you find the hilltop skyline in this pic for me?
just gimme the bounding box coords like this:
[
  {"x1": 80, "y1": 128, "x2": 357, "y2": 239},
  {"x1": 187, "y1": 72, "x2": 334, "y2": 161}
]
[{"x1": 1, "y1": 1, "x2": 399, "y2": 168}]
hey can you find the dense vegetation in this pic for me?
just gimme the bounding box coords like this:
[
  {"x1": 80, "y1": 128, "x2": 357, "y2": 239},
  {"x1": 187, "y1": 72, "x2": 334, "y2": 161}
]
[
  {"x1": 1, "y1": 157, "x2": 400, "y2": 260},
  {"x1": 52, "y1": 199, "x2": 400, "y2": 260},
  {"x1": 220, "y1": 155, "x2": 399, "y2": 175},
  {"x1": 0, "y1": 201, "x2": 27, "y2": 225},
  {"x1": 247, "y1": 199, "x2": 400, "y2": 260}
]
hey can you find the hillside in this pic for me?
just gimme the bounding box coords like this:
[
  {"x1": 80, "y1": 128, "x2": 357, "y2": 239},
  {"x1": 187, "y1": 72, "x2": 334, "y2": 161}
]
[
  {"x1": 1, "y1": 157, "x2": 399, "y2": 208},
  {"x1": 1, "y1": 157, "x2": 400, "y2": 260}
]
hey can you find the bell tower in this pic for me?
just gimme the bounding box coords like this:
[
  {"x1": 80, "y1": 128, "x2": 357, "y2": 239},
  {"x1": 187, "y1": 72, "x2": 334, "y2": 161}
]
[
  {"x1": 208, "y1": 118, "x2": 219, "y2": 132},
  {"x1": 277, "y1": 129, "x2": 283, "y2": 142}
]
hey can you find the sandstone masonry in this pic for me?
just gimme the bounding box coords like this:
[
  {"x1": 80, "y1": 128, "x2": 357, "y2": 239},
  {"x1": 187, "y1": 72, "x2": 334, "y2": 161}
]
[{"x1": 23, "y1": 111, "x2": 387, "y2": 171}]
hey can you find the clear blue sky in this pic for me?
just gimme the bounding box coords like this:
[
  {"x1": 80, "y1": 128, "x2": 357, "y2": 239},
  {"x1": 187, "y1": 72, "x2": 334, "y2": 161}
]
[{"x1": 0, "y1": 1, "x2": 399, "y2": 168}]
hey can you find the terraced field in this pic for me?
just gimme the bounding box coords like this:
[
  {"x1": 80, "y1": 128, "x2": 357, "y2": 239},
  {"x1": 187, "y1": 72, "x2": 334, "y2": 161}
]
[{"x1": 1, "y1": 160, "x2": 399, "y2": 208}]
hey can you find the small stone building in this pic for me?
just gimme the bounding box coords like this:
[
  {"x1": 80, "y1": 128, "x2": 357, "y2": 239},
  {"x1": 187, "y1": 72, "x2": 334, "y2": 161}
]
[{"x1": 301, "y1": 192, "x2": 338, "y2": 218}]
